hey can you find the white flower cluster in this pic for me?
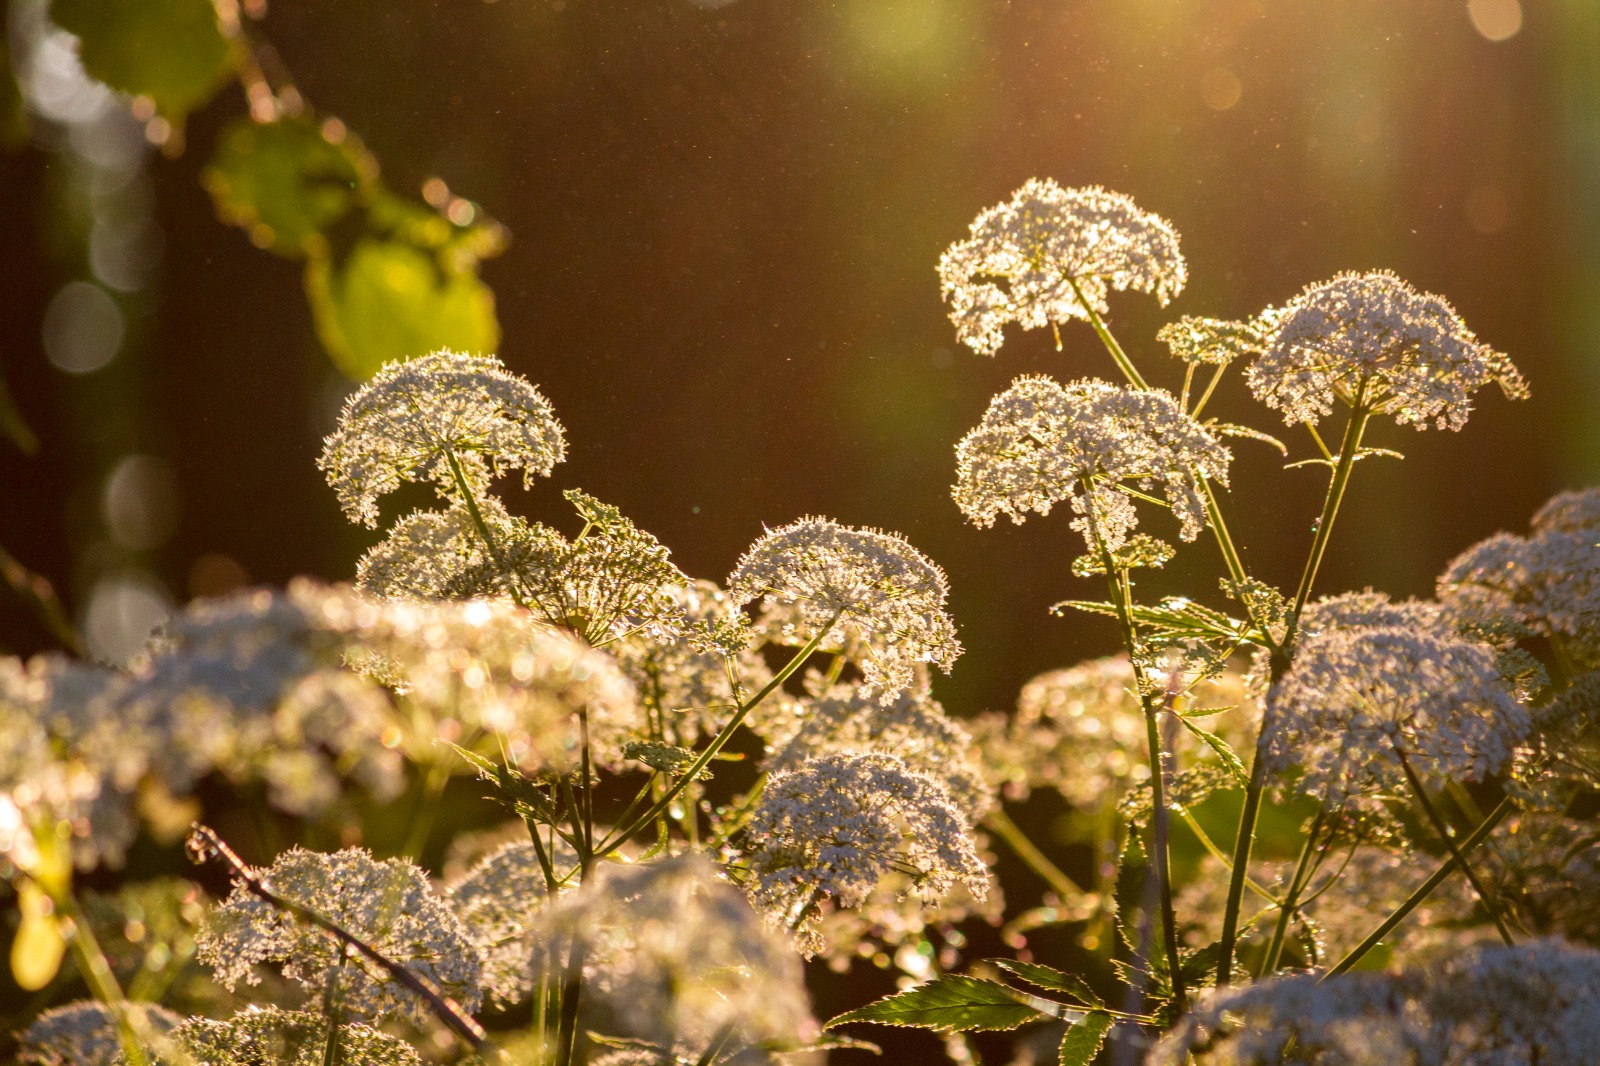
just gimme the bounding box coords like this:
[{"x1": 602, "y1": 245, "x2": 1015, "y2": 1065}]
[
  {"x1": 198, "y1": 846, "x2": 484, "y2": 1022},
  {"x1": 138, "y1": 1005, "x2": 422, "y2": 1066},
  {"x1": 18, "y1": 1001, "x2": 181, "y2": 1066},
  {"x1": 1263, "y1": 623, "x2": 1529, "y2": 807},
  {"x1": 938, "y1": 179, "x2": 1186, "y2": 357},
  {"x1": 1157, "y1": 312, "x2": 1280, "y2": 367},
  {"x1": 727, "y1": 517, "x2": 961, "y2": 698},
  {"x1": 760, "y1": 676, "x2": 990, "y2": 821},
  {"x1": 536, "y1": 855, "x2": 817, "y2": 1058},
  {"x1": 1244, "y1": 270, "x2": 1528, "y2": 430},
  {"x1": 318, "y1": 350, "x2": 566, "y2": 528},
  {"x1": 952, "y1": 375, "x2": 1230, "y2": 553},
  {"x1": 1153, "y1": 937, "x2": 1600, "y2": 1065},
  {"x1": 445, "y1": 841, "x2": 553, "y2": 1005},
  {"x1": 742, "y1": 751, "x2": 987, "y2": 953},
  {"x1": 1439, "y1": 486, "x2": 1600, "y2": 669},
  {"x1": 355, "y1": 495, "x2": 510, "y2": 600}
]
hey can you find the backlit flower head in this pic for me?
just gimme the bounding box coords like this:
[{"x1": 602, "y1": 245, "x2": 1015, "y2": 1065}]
[
  {"x1": 1157, "y1": 311, "x2": 1280, "y2": 367},
  {"x1": 953, "y1": 375, "x2": 1230, "y2": 554},
  {"x1": 19, "y1": 1001, "x2": 181, "y2": 1066},
  {"x1": 727, "y1": 518, "x2": 961, "y2": 698},
  {"x1": 319, "y1": 350, "x2": 566, "y2": 528},
  {"x1": 1244, "y1": 270, "x2": 1528, "y2": 430},
  {"x1": 536, "y1": 855, "x2": 816, "y2": 1057},
  {"x1": 445, "y1": 841, "x2": 553, "y2": 1005},
  {"x1": 939, "y1": 179, "x2": 1186, "y2": 356},
  {"x1": 742, "y1": 751, "x2": 986, "y2": 953},
  {"x1": 1263, "y1": 625, "x2": 1529, "y2": 807},
  {"x1": 142, "y1": 1006, "x2": 421, "y2": 1066},
  {"x1": 1439, "y1": 488, "x2": 1600, "y2": 668},
  {"x1": 197, "y1": 846, "x2": 483, "y2": 1023},
  {"x1": 355, "y1": 496, "x2": 511, "y2": 600}
]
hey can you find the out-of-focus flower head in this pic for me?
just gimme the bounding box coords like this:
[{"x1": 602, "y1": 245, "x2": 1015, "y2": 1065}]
[
  {"x1": 953, "y1": 376, "x2": 1230, "y2": 559},
  {"x1": 1244, "y1": 270, "x2": 1528, "y2": 431},
  {"x1": 19, "y1": 1001, "x2": 182, "y2": 1066},
  {"x1": 741, "y1": 751, "x2": 986, "y2": 954},
  {"x1": 197, "y1": 846, "x2": 483, "y2": 1023},
  {"x1": 318, "y1": 350, "x2": 566, "y2": 528},
  {"x1": 727, "y1": 517, "x2": 961, "y2": 699},
  {"x1": 939, "y1": 179, "x2": 1186, "y2": 357}
]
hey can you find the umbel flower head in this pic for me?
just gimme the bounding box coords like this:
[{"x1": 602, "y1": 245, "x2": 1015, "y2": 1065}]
[
  {"x1": 19, "y1": 1000, "x2": 181, "y2": 1066},
  {"x1": 727, "y1": 517, "x2": 961, "y2": 698},
  {"x1": 1262, "y1": 624, "x2": 1529, "y2": 808},
  {"x1": 137, "y1": 1006, "x2": 421, "y2": 1066},
  {"x1": 939, "y1": 179, "x2": 1186, "y2": 356},
  {"x1": 953, "y1": 375, "x2": 1230, "y2": 555},
  {"x1": 1439, "y1": 486, "x2": 1600, "y2": 669},
  {"x1": 742, "y1": 751, "x2": 987, "y2": 954},
  {"x1": 1244, "y1": 270, "x2": 1528, "y2": 430},
  {"x1": 319, "y1": 350, "x2": 566, "y2": 528}
]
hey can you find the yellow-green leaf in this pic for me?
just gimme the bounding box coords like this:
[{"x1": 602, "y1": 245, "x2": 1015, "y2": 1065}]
[
  {"x1": 306, "y1": 239, "x2": 500, "y2": 380},
  {"x1": 826, "y1": 975, "x2": 1044, "y2": 1034},
  {"x1": 51, "y1": 0, "x2": 235, "y2": 124},
  {"x1": 1058, "y1": 1010, "x2": 1114, "y2": 1066},
  {"x1": 12, "y1": 882, "x2": 66, "y2": 991}
]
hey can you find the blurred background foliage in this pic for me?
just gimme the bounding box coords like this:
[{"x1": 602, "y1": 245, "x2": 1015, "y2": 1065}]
[{"x1": 4, "y1": 0, "x2": 1598, "y2": 722}]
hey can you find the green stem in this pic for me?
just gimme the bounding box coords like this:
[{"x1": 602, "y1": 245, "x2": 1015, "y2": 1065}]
[
  {"x1": 1260, "y1": 809, "x2": 1325, "y2": 975},
  {"x1": 984, "y1": 805, "x2": 1087, "y2": 905},
  {"x1": 1395, "y1": 748, "x2": 1515, "y2": 946},
  {"x1": 1067, "y1": 277, "x2": 1149, "y2": 390},
  {"x1": 56, "y1": 890, "x2": 148, "y2": 1066},
  {"x1": 442, "y1": 448, "x2": 527, "y2": 609},
  {"x1": 596, "y1": 611, "x2": 842, "y2": 859},
  {"x1": 1172, "y1": 804, "x2": 1279, "y2": 906},
  {"x1": 400, "y1": 761, "x2": 451, "y2": 862},
  {"x1": 1324, "y1": 795, "x2": 1512, "y2": 978},
  {"x1": 1288, "y1": 394, "x2": 1371, "y2": 631}
]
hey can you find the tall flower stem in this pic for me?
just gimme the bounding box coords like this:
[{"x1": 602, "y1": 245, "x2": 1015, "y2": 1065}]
[
  {"x1": 1068, "y1": 277, "x2": 1149, "y2": 391},
  {"x1": 596, "y1": 610, "x2": 843, "y2": 859},
  {"x1": 1218, "y1": 394, "x2": 1371, "y2": 985},
  {"x1": 1259, "y1": 809, "x2": 1325, "y2": 974},
  {"x1": 1395, "y1": 748, "x2": 1515, "y2": 946},
  {"x1": 1325, "y1": 795, "x2": 1512, "y2": 978},
  {"x1": 54, "y1": 888, "x2": 149, "y2": 1066},
  {"x1": 442, "y1": 448, "x2": 528, "y2": 609}
]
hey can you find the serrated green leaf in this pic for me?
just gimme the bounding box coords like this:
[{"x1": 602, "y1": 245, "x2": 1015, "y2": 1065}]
[
  {"x1": 441, "y1": 740, "x2": 558, "y2": 824},
  {"x1": 1058, "y1": 1010, "x2": 1114, "y2": 1066},
  {"x1": 306, "y1": 238, "x2": 500, "y2": 379},
  {"x1": 621, "y1": 741, "x2": 712, "y2": 781},
  {"x1": 1209, "y1": 421, "x2": 1287, "y2": 456},
  {"x1": 1050, "y1": 599, "x2": 1118, "y2": 619},
  {"x1": 990, "y1": 960, "x2": 1104, "y2": 1008},
  {"x1": 1176, "y1": 715, "x2": 1248, "y2": 787},
  {"x1": 826, "y1": 975, "x2": 1044, "y2": 1034},
  {"x1": 51, "y1": 0, "x2": 234, "y2": 124},
  {"x1": 204, "y1": 117, "x2": 374, "y2": 257}
]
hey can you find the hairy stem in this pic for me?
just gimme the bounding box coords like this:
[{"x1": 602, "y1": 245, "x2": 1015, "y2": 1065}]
[{"x1": 1325, "y1": 795, "x2": 1512, "y2": 978}]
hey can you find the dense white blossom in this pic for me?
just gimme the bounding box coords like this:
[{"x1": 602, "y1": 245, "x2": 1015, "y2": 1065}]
[
  {"x1": 727, "y1": 518, "x2": 961, "y2": 698},
  {"x1": 445, "y1": 841, "x2": 552, "y2": 1004},
  {"x1": 761, "y1": 677, "x2": 991, "y2": 821},
  {"x1": 952, "y1": 376, "x2": 1230, "y2": 555},
  {"x1": 742, "y1": 751, "x2": 986, "y2": 953},
  {"x1": 1439, "y1": 488, "x2": 1600, "y2": 668},
  {"x1": 1152, "y1": 938, "x2": 1600, "y2": 1065},
  {"x1": 355, "y1": 497, "x2": 508, "y2": 600},
  {"x1": 137, "y1": 1006, "x2": 421, "y2": 1066},
  {"x1": 198, "y1": 846, "x2": 483, "y2": 1022},
  {"x1": 536, "y1": 855, "x2": 816, "y2": 1056},
  {"x1": 938, "y1": 179, "x2": 1186, "y2": 357},
  {"x1": 1263, "y1": 625, "x2": 1529, "y2": 807},
  {"x1": 319, "y1": 350, "x2": 566, "y2": 528},
  {"x1": 1244, "y1": 270, "x2": 1528, "y2": 430},
  {"x1": 1157, "y1": 312, "x2": 1279, "y2": 367}
]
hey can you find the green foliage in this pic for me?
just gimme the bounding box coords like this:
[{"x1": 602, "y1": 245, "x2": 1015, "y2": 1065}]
[
  {"x1": 203, "y1": 117, "x2": 374, "y2": 257},
  {"x1": 826, "y1": 975, "x2": 1045, "y2": 1034},
  {"x1": 50, "y1": 0, "x2": 235, "y2": 124},
  {"x1": 990, "y1": 960, "x2": 1104, "y2": 1007},
  {"x1": 1057, "y1": 1010, "x2": 1114, "y2": 1066}
]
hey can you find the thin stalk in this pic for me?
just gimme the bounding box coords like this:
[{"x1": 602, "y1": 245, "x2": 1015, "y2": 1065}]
[
  {"x1": 400, "y1": 761, "x2": 451, "y2": 861},
  {"x1": 984, "y1": 805, "x2": 1086, "y2": 904},
  {"x1": 596, "y1": 611, "x2": 842, "y2": 858},
  {"x1": 1172, "y1": 805, "x2": 1279, "y2": 905},
  {"x1": 1260, "y1": 809, "x2": 1326, "y2": 975},
  {"x1": 56, "y1": 890, "x2": 149, "y2": 1066},
  {"x1": 1189, "y1": 363, "x2": 1228, "y2": 420},
  {"x1": 442, "y1": 449, "x2": 527, "y2": 609},
  {"x1": 1288, "y1": 393, "x2": 1371, "y2": 629},
  {"x1": 1395, "y1": 749, "x2": 1515, "y2": 945},
  {"x1": 1067, "y1": 277, "x2": 1149, "y2": 390},
  {"x1": 554, "y1": 931, "x2": 589, "y2": 1066},
  {"x1": 1325, "y1": 795, "x2": 1512, "y2": 978}
]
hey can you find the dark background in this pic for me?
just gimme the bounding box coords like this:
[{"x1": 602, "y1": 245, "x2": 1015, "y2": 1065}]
[{"x1": 2, "y1": 0, "x2": 1597, "y2": 740}]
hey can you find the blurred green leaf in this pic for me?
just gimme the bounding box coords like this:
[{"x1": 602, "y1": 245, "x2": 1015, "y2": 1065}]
[
  {"x1": 306, "y1": 238, "x2": 500, "y2": 379},
  {"x1": 0, "y1": 36, "x2": 28, "y2": 148},
  {"x1": 204, "y1": 117, "x2": 374, "y2": 257},
  {"x1": 50, "y1": 0, "x2": 235, "y2": 124},
  {"x1": 0, "y1": 372, "x2": 38, "y2": 454}
]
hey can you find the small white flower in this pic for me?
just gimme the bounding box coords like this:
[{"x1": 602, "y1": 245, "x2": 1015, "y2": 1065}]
[
  {"x1": 939, "y1": 179, "x2": 1186, "y2": 356},
  {"x1": 318, "y1": 350, "x2": 566, "y2": 528},
  {"x1": 1245, "y1": 270, "x2": 1528, "y2": 430}
]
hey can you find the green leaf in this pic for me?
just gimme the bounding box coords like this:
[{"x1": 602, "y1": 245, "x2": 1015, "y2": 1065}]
[
  {"x1": 1050, "y1": 599, "x2": 1118, "y2": 620},
  {"x1": 1057, "y1": 1010, "x2": 1114, "y2": 1066},
  {"x1": 1209, "y1": 421, "x2": 1287, "y2": 456},
  {"x1": 51, "y1": 0, "x2": 235, "y2": 124},
  {"x1": 204, "y1": 117, "x2": 374, "y2": 258},
  {"x1": 1175, "y1": 715, "x2": 1248, "y2": 787},
  {"x1": 990, "y1": 960, "x2": 1104, "y2": 1008},
  {"x1": 621, "y1": 741, "x2": 712, "y2": 781},
  {"x1": 826, "y1": 975, "x2": 1044, "y2": 1034},
  {"x1": 441, "y1": 741, "x2": 558, "y2": 825},
  {"x1": 306, "y1": 238, "x2": 500, "y2": 379}
]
